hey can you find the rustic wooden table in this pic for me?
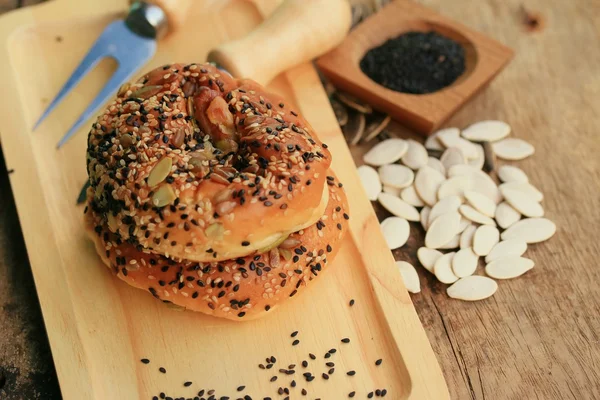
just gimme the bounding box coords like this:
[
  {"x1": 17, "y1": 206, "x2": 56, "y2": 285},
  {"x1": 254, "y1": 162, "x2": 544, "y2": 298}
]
[{"x1": 1, "y1": 0, "x2": 599, "y2": 399}]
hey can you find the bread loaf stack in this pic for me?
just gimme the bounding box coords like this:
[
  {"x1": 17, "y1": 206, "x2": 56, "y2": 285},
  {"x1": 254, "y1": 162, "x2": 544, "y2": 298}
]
[{"x1": 84, "y1": 63, "x2": 348, "y2": 320}]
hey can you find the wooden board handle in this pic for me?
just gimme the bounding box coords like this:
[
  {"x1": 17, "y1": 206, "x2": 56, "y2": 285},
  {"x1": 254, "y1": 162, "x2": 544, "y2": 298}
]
[{"x1": 207, "y1": 0, "x2": 352, "y2": 84}]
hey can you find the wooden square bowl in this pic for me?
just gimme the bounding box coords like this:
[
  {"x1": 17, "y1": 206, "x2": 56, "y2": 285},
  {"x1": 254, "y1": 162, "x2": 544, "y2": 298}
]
[{"x1": 317, "y1": 0, "x2": 513, "y2": 135}]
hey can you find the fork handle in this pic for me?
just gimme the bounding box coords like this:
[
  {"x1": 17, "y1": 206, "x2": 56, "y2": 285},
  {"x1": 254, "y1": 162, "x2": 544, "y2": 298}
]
[
  {"x1": 208, "y1": 0, "x2": 352, "y2": 84},
  {"x1": 147, "y1": 0, "x2": 194, "y2": 32}
]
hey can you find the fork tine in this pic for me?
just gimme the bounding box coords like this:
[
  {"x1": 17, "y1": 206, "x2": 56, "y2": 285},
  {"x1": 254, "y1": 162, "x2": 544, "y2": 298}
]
[
  {"x1": 32, "y1": 23, "x2": 123, "y2": 131},
  {"x1": 56, "y1": 62, "x2": 145, "y2": 149}
]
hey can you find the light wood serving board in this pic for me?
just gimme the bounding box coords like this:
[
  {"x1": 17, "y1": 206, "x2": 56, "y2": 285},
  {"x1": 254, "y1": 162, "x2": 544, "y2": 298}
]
[{"x1": 0, "y1": 0, "x2": 449, "y2": 398}]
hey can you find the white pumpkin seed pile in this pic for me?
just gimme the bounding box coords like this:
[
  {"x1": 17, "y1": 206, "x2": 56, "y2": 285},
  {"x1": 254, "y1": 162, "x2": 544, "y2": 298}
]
[{"x1": 358, "y1": 120, "x2": 556, "y2": 301}]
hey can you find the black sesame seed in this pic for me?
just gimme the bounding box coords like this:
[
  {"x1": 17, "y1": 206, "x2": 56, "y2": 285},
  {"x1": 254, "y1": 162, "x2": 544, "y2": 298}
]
[
  {"x1": 302, "y1": 360, "x2": 308, "y2": 368},
  {"x1": 270, "y1": 375, "x2": 277, "y2": 382},
  {"x1": 292, "y1": 339, "x2": 300, "y2": 346},
  {"x1": 271, "y1": 356, "x2": 277, "y2": 363},
  {"x1": 322, "y1": 373, "x2": 329, "y2": 380},
  {"x1": 381, "y1": 389, "x2": 388, "y2": 396},
  {"x1": 184, "y1": 381, "x2": 192, "y2": 387},
  {"x1": 349, "y1": 392, "x2": 355, "y2": 398},
  {"x1": 347, "y1": 370, "x2": 356, "y2": 376},
  {"x1": 141, "y1": 358, "x2": 150, "y2": 364},
  {"x1": 301, "y1": 388, "x2": 307, "y2": 395},
  {"x1": 241, "y1": 241, "x2": 250, "y2": 246},
  {"x1": 328, "y1": 367, "x2": 335, "y2": 374},
  {"x1": 329, "y1": 348, "x2": 337, "y2": 354},
  {"x1": 349, "y1": 299, "x2": 355, "y2": 306},
  {"x1": 291, "y1": 331, "x2": 299, "y2": 337},
  {"x1": 291, "y1": 380, "x2": 296, "y2": 387},
  {"x1": 159, "y1": 367, "x2": 166, "y2": 373},
  {"x1": 237, "y1": 386, "x2": 245, "y2": 391},
  {"x1": 341, "y1": 338, "x2": 350, "y2": 343},
  {"x1": 375, "y1": 358, "x2": 383, "y2": 366},
  {"x1": 376, "y1": 389, "x2": 382, "y2": 396}
]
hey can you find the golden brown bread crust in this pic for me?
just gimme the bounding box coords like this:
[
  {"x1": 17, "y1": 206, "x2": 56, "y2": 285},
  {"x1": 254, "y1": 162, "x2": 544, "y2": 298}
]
[
  {"x1": 86, "y1": 63, "x2": 331, "y2": 263},
  {"x1": 85, "y1": 174, "x2": 348, "y2": 321}
]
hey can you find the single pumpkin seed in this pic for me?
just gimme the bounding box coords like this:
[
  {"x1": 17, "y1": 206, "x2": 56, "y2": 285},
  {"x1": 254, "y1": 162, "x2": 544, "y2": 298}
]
[
  {"x1": 131, "y1": 85, "x2": 163, "y2": 99},
  {"x1": 214, "y1": 188, "x2": 233, "y2": 204},
  {"x1": 417, "y1": 247, "x2": 442, "y2": 273},
  {"x1": 378, "y1": 192, "x2": 420, "y2": 221},
  {"x1": 447, "y1": 276, "x2": 497, "y2": 301},
  {"x1": 357, "y1": 165, "x2": 381, "y2": 201},
  {"x1": 363, "y1": 138, "x2": 408, "y2": 166},
  {"x1": 459, "y1": 224, "x2": 477, "y2": 249},
  {"x1": 414, "y1": 166, "x2": 445, "y2": 206},
  {"x1": 461, "y1": 120, "x2": 511, "y2": 142},
  {"x1": 363, "y1": 114, "x2": 391, "y2": 142},
  {"x1": 485, "y1": 256, "x2": 534, "y2": 279},
  {"x1": 495, "y1": 202, "x2": 521, "y2": 229},
  {"x1": 151, "y1": 184, "x2": 176, "y2": 207},
  {"x1": 492, "y1": 138, "x2": 535, "y2": 160},
  {"x1": 147, "y1": 157, "x2": 172, "y2": 187},
  {"x1": 499, "y1": 181, "x2": 544, "y2": 202},
  {"x1": 472, "y1": 225, "x2": 500, "y2": 256},
  {"x1": 464, "y1": 190, "x2": 496, "y2": 217},
  {"x1": 485, "y1": 239, "x2": 527, "y2": 263},
  {"x1": 280, "y1": 237, "x2": 301, "y2": 249},
  {"x1": 215, "y1": 201, "x2": 236, "y2": 215},
  {"x1": 380, "y1": 217, "x2": 410, "y2": 250},
  {"x1": 425, "y1": 211, "x2": 461, "y2": 249},
  {"x1": 336, "y1": 91, "x2": 372, "y2": 114},
  {"x1": 343, "y1": 111, "x2": 366, "y2": 145},
  {"x1": 205, "y1": 222, "x2": 224, "y2": 239},
  {"x1": 400, "y1": 185, "x2": 425, "y2": 207},
  {"x1": 460, "y1": 205, "x2": 496, "y2": 226},
  {"x1": 397, "y1": 261, "x2": 420, "y2": 293},
  {"x1": 501, "y1": 218, "x2": 556, "y2": 243},
  {"x1": 378, "y1": 164, "x2": 414, "y2": 189},
  {"x1": 258, "y1": 235, "x2": 289, "y2": 253},
  {"x1": 401, "y1": 139, "x2": 429, "y2": 170},
  {"x1": 452, "y1": 247, "x2": 479, "y2": 278},
  {"x1": 434, "y1": 252, "x2": 459, "y2": 284},
  {"x1": 498, "y1": 165, "x2": 529, "y2": 183},
  {"x1": 420, "y1": 206, "x2": 431, "y2": 231}
]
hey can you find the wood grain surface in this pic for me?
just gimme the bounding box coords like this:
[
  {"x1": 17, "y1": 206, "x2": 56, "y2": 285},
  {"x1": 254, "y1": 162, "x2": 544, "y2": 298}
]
[
  {"x1": 0, "y1": 0, "x2": 447, "y2": 399},
  {"x1": 1, "y1": 0, "x2": 600, "y2": 399}
]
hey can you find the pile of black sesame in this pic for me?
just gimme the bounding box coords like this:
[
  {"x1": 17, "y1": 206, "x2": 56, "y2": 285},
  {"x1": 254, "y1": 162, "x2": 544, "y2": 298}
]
[
  {"x1": 143, "y1": 299, "x2": 389, "y2": 399},
  {"x1": 359, "y1": 31, "x2": 466, "y2": 95}
]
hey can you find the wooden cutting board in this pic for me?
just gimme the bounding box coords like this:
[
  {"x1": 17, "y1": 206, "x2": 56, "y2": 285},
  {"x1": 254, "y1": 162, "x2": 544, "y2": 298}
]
[{"x1": 0, "y1": 0, "x2": 449, "y2": 398}]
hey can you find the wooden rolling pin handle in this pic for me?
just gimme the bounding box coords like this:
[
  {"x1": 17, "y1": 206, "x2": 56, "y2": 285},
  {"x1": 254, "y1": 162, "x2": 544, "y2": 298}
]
[{"x1": 208, "y1": 0, "x2": 352, "y2": 84}]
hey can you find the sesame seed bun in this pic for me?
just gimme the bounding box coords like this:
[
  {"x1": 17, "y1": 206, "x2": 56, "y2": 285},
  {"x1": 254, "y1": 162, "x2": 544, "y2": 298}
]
[
  {"x1": 85, "y1": 174, "x2": 348, "y2": 320},
  {"x1": 86, "y1": 63, "x2": 332, "y2": 263}
]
